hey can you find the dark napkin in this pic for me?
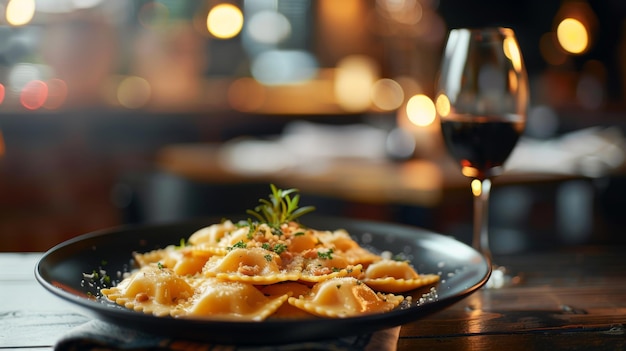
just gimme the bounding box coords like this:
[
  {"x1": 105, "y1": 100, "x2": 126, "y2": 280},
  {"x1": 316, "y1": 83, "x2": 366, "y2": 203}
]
[{"x1": 55, "y1": 319, "x2": 400, "y2": 351}]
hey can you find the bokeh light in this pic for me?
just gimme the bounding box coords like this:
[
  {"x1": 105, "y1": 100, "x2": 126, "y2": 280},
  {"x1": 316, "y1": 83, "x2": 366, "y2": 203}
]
[
  {"x1": 0, "y1": 84, "x2": 5, "y2": 105},
  {"x1": 462, "y1": 164, "x2": 480, "y2": 178},
  {"x1": 251, "y1": 50, "x2": 318, "y2": 85},
  {"x1": 207, "y1": 4, "x2": 244, "y2": 39},
  {"x1": 435, "y1": 93, "x2": 450, "y2": 118},
  {"x1": 8, "y1": 63, "x2": 42, "y2": 93},
  {"x1": 378, "y1": 0, "x2": 424, "y2": 25},
  {"x1": 117, "y1": 76, "x2": 151, "y2": 109},
  {"x1": 335, "y1": 55, "x2": 378, "y2": 112},
  {"x1": 6, "y1": 0, "x2": 36, "y2": 26},
  {"x1": 557, "y1": 18, "x2": 588, "y2": 54},
  {"x1": 370, "y1": 78, "x2": 404, "y2": 111},
  {"x1": 20, "y1": 80, "x2": 48, "y2": 110},
  {"x1": 471, "y1": 179, "x2": 482, "y2": 196},
  {"x1": 247, "y1": 10, "x2": 291, "y2": 45},
  {"x1": 526, "y1": 105, "x2": 559, "y2": 139},
  {"x1": 406, "y1": 94, "x2": 436, "y2": 127},
  {"x1": 73, "y1": 0, "x2": 103, "y2": 9}
]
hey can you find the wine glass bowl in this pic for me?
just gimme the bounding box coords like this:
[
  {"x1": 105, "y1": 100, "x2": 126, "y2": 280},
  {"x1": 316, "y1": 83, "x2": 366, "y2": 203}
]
[{"x1": 435, "y1": 27, "x2": 529, "y2": 288}]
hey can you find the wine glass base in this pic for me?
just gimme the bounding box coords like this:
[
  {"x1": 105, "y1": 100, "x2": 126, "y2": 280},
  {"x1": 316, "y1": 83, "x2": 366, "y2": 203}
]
[{"x1": 484, "y1": 265, "x2": 523, "y2": 289}]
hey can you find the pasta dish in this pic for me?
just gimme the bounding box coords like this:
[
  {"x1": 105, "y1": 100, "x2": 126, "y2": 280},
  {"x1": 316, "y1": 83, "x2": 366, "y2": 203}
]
[{"x1": 101, "y1": 185, "x2": 439, "y2": 320}]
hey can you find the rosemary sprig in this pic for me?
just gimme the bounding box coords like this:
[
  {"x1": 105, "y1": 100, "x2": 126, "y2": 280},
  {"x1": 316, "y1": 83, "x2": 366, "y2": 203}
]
[{"x1": 246, "y1": 184, "x2": 315, "y2": 226}]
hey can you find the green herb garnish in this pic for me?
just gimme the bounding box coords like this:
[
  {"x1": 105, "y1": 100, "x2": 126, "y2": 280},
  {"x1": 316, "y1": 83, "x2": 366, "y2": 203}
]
[
  {"x1": 246, "y1": 184, "x2": 315, "y2": 226},
  {"x1": 272, "y1": 243, "x2": 287, "y2": 255},
  {"x1": 270, "y1": 226, "x2": 284, "y2": 236},
  {"x1": 237, "y1": 219, "x2": 258, "y2": 239},
  {"x1": 317, "y1": 248, "x2": 334, "y2": 260},
  {"x1": 228, "y1": 240, "x2": 247, "y2": 250}
]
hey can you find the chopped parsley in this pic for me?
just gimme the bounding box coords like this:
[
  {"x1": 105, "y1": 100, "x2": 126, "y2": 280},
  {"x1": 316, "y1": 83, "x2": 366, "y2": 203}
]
[
  {"x1": 272, "y1": 243, "x2": 287, "y2": 255},
  {"x1": 228, "y1": 240, "x2": 247, "y2": 250},
  {"x1": 261, "y1": 243, "x2": 288, "y2": 255},
  {"x1": 317, "y1": 248, "x2": 334, "y2": 260},
  {"x1": 264, "y1": 254, "x2": 273, "y2": 262}
]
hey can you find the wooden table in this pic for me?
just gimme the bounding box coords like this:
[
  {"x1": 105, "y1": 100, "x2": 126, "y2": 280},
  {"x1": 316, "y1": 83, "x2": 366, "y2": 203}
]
[{"x1": 3, "y1": 247, "x2": 625, "y2": 350}]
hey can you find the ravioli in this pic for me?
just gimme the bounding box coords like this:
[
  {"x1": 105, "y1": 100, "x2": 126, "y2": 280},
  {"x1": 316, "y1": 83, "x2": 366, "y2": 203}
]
[
  {"x1": 203, "y1": 247, "x2": 302, "y2": 284},
  {"x1": 184, "y1": 279, "x2": 288, "y2": 321},
  {"x1": 187, "y1": 220, "x2": 239, "y2": 246},
  {"x1": 101, "y1": 218, "x2": 440, "y2": 320},
  {"x1": 363, "y1": 260, "x2": 441, "y2": 293},
  {"x1": 288, "y1": 277, "x2": 404, "y2": 318},
  {"x1": 101, "y1": 264, "x2": 194, "y2": 317}
]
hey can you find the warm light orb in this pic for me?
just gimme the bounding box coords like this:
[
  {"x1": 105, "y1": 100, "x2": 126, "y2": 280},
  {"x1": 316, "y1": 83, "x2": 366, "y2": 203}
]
[
  {"x1": 370, "y1": 78, "x2": 404, "y2": 111},
  {"x1": 335, "y1": 55, "x2": 379, "y2": 112},
  {"x1": 0, "y1": 84, "x2": 5, "y2": 105},
  {"x1": 207, "y1": 4, "x2": 244, "y2": 39},
  {"x1": 462, "y1": 166, "x2": 479, "y2": 178},
  {"x1": 406, "y1": 94, "x2": 436, "y2": 127},
  {"x1": 117, "y1": 76, "x2": 151, "y2": 109},
  {"x1": 556, "y1": 18, "x2": 588, "y2": 54},
  {"x1": 435, "y1": 93, "x2": 450, "y2": 118},
  {"x1": 471, "y1": 179, "x2": 482, "y2": 196},
  {"x1": 6, "y1": 0, "x2": 36, "y2": 26}
]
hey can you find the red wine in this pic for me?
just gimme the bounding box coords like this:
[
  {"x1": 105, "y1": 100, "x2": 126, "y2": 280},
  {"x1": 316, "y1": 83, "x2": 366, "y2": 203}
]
[{"x1": 441, "y1": 116, "x2": 524, "y2": 179}]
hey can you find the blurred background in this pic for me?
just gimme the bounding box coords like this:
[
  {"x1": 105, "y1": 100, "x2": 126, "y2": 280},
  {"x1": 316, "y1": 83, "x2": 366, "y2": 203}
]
[{"x1": 1, "y1": 0, "x2": 626, "y2": 252}]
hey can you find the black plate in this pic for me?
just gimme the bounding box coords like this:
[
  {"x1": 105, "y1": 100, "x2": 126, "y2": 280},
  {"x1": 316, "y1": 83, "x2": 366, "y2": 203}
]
[{"x1": 35, "y1": 216, "x2": 490, "y2": 345}]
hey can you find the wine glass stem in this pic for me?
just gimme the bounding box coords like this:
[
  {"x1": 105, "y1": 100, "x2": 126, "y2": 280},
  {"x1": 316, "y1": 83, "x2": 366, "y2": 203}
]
[{"x1": 472, "y1": 178, "x2": 493, "y2": 265}]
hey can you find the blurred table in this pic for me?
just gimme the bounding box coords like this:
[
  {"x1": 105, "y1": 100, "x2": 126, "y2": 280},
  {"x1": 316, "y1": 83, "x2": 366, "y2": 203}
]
[
  {"x1": 3, "y1": 247, "x2": 625, "y2": 350},
  {"x1": 155, "y1": 142, "x2": 581, "y2": 208}
]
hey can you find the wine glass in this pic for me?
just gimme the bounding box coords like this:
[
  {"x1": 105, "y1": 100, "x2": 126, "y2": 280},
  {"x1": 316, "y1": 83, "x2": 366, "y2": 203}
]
[{"x1": 435, "y1": 28, "x2": 529, "y2": 288}]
